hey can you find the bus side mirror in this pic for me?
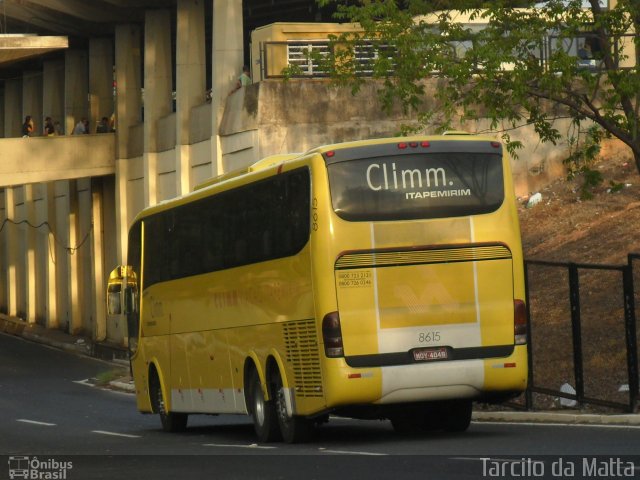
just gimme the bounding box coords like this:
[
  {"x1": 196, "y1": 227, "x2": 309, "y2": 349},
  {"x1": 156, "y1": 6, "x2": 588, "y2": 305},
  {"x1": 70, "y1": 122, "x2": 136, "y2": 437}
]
[{"x1": 107, "y1": 266, "x2": 137, "y2": 315}]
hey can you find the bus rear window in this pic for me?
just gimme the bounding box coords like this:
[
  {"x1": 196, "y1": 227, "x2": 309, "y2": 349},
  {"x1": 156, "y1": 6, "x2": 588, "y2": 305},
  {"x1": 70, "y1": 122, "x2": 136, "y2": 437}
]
[{"x1": 327, "y1": 152, "x2": 504, "y2": 221}]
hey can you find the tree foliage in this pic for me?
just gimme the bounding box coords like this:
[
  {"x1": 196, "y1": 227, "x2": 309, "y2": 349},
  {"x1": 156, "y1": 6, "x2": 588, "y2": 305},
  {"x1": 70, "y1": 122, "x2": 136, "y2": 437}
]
[{"x1": 315, "y1": 0, "x2": 640, "y2": 177}]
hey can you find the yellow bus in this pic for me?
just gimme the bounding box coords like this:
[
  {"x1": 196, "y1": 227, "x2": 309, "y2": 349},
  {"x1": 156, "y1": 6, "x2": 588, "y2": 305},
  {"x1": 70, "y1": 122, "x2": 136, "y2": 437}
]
[{"x1": 107, "y1": 134, "x2": 527, "y2": 443}]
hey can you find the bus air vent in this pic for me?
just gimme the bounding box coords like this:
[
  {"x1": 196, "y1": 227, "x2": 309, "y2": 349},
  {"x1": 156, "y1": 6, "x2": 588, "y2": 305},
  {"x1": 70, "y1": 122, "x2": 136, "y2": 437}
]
[{"x1": 283, "y1": 319, "x2": 323, "y2": 397}]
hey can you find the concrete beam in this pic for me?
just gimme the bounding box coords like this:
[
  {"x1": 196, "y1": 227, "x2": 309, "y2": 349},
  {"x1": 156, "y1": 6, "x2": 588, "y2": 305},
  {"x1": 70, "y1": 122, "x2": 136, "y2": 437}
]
[
  {"x1": 101, "y1": 0, "x2": 175, "y2": 8},
  {"x1": 1, "y1": 1, "x2": 111, "y2": 36},
  {"x1": 0, "y1": 35, "x2": 68, "y2": 67},
  {"x1": 24, "y1": 0, "x2": 143, "y2": 24}
]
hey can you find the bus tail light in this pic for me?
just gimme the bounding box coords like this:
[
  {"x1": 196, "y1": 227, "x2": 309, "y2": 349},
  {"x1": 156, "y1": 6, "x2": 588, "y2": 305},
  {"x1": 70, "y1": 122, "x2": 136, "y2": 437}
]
[
  {"x1": 322, "y1": 311, "x2": 344, "y2": 358},
  {"x1": 514, "y1": 299, "x2": 527, "y2": 345}
]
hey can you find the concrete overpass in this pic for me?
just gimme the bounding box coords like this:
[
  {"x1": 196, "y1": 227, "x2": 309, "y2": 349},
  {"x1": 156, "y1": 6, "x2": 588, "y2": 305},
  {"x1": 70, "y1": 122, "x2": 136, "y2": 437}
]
[
  {"x1": 0, "y1": 134, "x2": 115, "y2": 187},
  {"x1": 0, "y1": 0, "x2": 339, "y2": 346}
]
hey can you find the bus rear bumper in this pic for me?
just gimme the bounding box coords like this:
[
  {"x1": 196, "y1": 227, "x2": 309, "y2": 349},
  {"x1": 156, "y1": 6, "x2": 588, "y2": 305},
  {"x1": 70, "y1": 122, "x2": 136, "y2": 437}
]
[
  {"x1": 322, "y1": 345, "x2": 527, "y2": 408},
  {"x1": 378, "y1": 345, "x2": 527, "y2": 404},
  {"x1": 376, "y1": 360, "x2": 485, "y2": 404}
]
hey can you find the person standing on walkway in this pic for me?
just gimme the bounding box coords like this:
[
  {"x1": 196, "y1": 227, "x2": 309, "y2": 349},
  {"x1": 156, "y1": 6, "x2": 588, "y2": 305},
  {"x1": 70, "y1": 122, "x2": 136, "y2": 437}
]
[
  {"x1": 72, "y1": 117, "x2": 88, "y2": 135},
  {"x1": 44, "y1": 117, "x2": 56, "y2": 136},
  {"x1": 21, "y1": 116, "x2": 34, "y2": 137},
  {"x1": 96, "y1": 117, "x2": 110, "y2": 133}
]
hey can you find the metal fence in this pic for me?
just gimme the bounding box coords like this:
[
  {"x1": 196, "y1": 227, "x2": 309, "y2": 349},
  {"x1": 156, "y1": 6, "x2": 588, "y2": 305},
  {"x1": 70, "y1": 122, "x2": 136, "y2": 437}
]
[
  {"x1": 257, "y1": 40, "x2": 395, "y2": 80},
  {"x1": 523, "y1": 255, "x2": 639, "y2": 413},
  {"x1": 256, "y1": 33, "x2": 635, "y2": 81}
]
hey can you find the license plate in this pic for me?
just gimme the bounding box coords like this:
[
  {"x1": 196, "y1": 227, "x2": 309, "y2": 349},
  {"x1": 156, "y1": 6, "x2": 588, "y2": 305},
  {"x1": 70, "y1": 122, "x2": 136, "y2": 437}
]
[{"x1": 412, "y1": 347, "x2": 449, "y2": 362}]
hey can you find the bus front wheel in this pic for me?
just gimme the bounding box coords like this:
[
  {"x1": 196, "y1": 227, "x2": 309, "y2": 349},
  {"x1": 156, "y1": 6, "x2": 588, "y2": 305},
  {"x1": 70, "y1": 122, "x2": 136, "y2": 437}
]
[
  {"x1": 150, "y1": 374, "x2": 188, "y2": 432},
  {"x1": 273, "y1": 371, "x2": 313, "y2": 443},
  {"x1": 250, "y1": 372, "x2": 280, "y2": 442}
]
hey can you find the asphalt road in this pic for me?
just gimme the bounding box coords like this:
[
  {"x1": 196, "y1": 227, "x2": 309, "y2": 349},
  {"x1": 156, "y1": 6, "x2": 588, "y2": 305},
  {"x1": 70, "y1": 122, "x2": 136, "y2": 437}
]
[{"x1": 1, "y1": 332, "x2": 639, "y2": 480}]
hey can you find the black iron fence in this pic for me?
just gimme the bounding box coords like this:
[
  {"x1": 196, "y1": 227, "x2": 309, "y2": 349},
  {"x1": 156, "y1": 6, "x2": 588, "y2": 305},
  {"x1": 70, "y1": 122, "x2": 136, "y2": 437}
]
[{"x1": 523, "y1": 255, "x2": 639, "y2": 413}]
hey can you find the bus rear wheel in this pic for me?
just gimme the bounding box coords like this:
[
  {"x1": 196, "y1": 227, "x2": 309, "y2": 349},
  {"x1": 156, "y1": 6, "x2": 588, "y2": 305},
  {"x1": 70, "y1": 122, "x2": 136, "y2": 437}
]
[
  {"x1": 274, "y1": 371, "x2": 313, "y2": 443},
  {"x1": 420, "y1": 400, "x2": 472, "y2": 432},
  {"x1": 440, "y1": 399, "x2": 472, "y2": 432},
  {"x1": 150, "y1": 375, "x2": 188, "y2": 432},
  {"x1": 390, "y1": 405, "x2": 427, "y2": 434},
  {"x1": 250, "y1": 372, "x2": 280, "y2": 442}
]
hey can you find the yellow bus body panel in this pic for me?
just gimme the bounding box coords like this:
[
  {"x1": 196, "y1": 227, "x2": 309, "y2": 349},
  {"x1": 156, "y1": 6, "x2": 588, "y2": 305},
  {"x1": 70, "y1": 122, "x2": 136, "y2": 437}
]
[{"x1": 126, "y1": 135, "x2": 527, "y2": 419}]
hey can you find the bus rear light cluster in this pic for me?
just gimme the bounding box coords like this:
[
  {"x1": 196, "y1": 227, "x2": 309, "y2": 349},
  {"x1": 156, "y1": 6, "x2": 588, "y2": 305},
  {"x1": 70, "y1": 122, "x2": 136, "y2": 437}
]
[
  {"x1": 322, "y1": 311, "x2": 344, "y2": 358},
  {"x1": 398, "y1": 141, "x2": 430, "y2": 149},
  {"x1": 514, "y1": 299, "x2": 527, "y2": 345}
]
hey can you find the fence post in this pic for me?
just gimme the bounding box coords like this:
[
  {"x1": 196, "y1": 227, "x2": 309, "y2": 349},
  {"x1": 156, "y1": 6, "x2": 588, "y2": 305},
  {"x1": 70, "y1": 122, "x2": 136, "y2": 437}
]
[
  {"x1": 568, "y1": 263, "x2": 584, "y2": 406},
  {"x1": 624, "y1": 257, "x2": 639, "y2": 412},
  {"x1": 524, "y1": 260, "x2": 534, "y2": 410}
]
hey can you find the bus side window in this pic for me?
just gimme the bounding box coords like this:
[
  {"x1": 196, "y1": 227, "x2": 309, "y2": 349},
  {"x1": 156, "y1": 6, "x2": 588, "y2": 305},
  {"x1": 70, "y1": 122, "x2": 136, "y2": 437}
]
[
  {"x1": 262, "y1": 230, "x2": 272, "y2": 258},
  {"x1": 235, "y1": 237, "x2": 247, "y2": 264}
]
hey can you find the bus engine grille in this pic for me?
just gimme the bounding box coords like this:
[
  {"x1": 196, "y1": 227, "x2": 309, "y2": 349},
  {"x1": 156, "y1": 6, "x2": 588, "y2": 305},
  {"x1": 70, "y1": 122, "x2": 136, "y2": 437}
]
[{"x1": 283, "y1": 319, "x2": 323, "y2": 397}]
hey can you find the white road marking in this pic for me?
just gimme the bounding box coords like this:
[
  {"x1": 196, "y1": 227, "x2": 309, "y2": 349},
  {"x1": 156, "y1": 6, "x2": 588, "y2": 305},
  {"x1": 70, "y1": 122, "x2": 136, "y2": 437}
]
[
  {"x1": 91, "y1": 430, "x2": 141, "y2": 438},
  {"x1": 17, "y1": 419, "x2": 56, "y2": 426},
  {"x1": 318, "y1": 448, "x2": 387, "y2": 456},
  {"x1": 72, "y1": 379, "x2": 95, "y2": 387},
  {"x1": 202, "y1": 443, "x2": 277, "y2": 450}
]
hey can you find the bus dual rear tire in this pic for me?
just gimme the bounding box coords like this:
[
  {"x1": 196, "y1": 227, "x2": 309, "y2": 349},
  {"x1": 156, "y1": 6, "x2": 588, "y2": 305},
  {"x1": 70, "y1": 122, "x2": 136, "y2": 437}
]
[
  {"x1": 273, "y1": 372, "x2": 313, "y2": 443},
  {"x1": 439, "y1": 399, "x2": 472, "y2": 432},
  {"x1": 250, "y1": 372, "x2": 281, "y2": 443},
  {"x1": 391, "y1": 400, "x2": 472, "y2": 434}
]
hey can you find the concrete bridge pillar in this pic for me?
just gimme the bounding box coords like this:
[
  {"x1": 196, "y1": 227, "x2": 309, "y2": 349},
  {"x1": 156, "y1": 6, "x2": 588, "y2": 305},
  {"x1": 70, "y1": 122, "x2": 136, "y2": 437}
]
[
  {"x1": 67, "y1": 180, "x2": 82, "y2": 334},
  {"x1": 44, "y1": 183, "x2": 59, "y2": 329},
  {"x1": 115, "y1": 24, "x2": 142, "y2": 160},
  {"x1": 54, "y1": 181, "x2": 71, "y2": 332},
  {"x1": 211, "y1": 0, "x2": 245, "y2": 177},
  {"x1": 89, "y1": 38, "x2": 115, "y2": 134},
  {"x1": 65, "y1": 50, "x2": 89, "y2": 136},
  {"x1": 176, "y1": 0, "x2": 206, "y2": 196},
  {"x1": 3, "y1": 188, "x2": 19, "y2": 317},
  {"x1": 4, "y1": 79, "x2": 22, "y2": 138},
  {"x1": 23, "y1": 72, "x2": 43, "y2": 136},
  {"x1": 43, "y1": 60, "x2": 65, "y2": 135},
  {"x1": 90, "y1": 177, "x2": 107, "y2": 342},
  {"x1": 143, "y1": 9, "x2": 173, "y2": 208},
  {"x1": 115, "y1": 24, "x2": 142, "y2": 261},
  {"x1": 75, "y1": 179, "x2": 93, "y2": 335},
  {"x1": 24, "y1": 185, "x2": 38, "y2": 325}
]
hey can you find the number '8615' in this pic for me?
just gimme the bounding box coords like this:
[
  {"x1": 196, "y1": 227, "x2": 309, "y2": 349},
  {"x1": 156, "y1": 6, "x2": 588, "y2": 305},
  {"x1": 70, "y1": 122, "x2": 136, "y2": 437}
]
[{"x1": 418, "y1": 331, "x2": 441, "y2": 343}]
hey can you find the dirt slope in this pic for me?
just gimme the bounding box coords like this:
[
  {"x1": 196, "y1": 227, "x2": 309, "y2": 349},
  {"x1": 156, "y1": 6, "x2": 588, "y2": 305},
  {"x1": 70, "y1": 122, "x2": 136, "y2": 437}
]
[
  {"x1": 516, "y1": 140, "x2": 639, "y2": 411},
  {"x1": 519, "y1": 140, "x2": 640, "y2": 264}
]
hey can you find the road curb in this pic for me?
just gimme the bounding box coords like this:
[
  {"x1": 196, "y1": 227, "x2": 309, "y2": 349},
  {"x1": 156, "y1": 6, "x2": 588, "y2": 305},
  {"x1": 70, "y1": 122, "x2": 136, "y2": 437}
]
[
  {"x1": 0, "y1": 314, "x2": 26, "y2": 336},
  {"x1": 21, "y1": 328, "x2": 93, "y2": 356},
  {"x1": 473, "y1": 410, "x2": 640, "y2": 426},
  {"x1": 0, "y1": 313, "x2": 127, "y2": 363},
  {"x1": 109, "y1": 378, "x2": 136, "y2": 393}
]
